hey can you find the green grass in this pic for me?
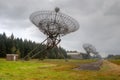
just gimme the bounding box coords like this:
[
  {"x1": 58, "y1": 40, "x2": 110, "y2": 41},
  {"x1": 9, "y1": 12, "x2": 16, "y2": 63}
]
[
  {"x1": 0, "y1": 59, "x2": 120, "y2": 80},
  {"x1": 108, "y1": 59, "x2": 120, "y2": 65}
]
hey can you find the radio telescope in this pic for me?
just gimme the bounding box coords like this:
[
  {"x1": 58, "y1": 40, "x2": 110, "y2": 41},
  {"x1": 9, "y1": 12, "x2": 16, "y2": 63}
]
[
  {"x1": 24, "y1": 7, "x2": 79, "y2": 60},
  {"x1": 83, "y1": 43, "x2": 101, "y2": 59}
]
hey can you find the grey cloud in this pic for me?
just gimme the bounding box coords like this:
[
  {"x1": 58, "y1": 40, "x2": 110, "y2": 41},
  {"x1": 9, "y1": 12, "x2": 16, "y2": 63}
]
[
  {"x1": 54, "y1": 0, "x2": 104, "y2": 15},
  {"x1": 0, "y1": 0, "x2": 53, "y2": 20},
  {"x1": 104, "y1": 0, "x2": 120, "y2": 15}
]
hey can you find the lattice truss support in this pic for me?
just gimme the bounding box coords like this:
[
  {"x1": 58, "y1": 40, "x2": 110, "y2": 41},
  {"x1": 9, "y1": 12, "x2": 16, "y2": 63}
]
[{"x1": 23, "y1": 36, "x2": 68, "y2": 61}]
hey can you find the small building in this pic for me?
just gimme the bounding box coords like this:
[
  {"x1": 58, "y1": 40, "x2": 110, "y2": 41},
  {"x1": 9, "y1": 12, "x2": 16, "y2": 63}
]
[
  {"x1": 67, "y1": 51, "x2": 83, "y2": 59},
  {"x1": 67, "y1": 51, "x2": 89, "y2": 59},
  {"x1": 80, "y1": 52, "x2": 89, "y2": 59},
  {"x1": 6, "y1": 54, "x2": 19, "y2": 61}
]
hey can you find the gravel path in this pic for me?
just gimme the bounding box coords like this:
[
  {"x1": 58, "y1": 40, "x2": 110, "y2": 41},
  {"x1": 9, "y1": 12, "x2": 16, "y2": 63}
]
[{"x1": 74, "y1": 60, "x2": 103, "y2": 70}]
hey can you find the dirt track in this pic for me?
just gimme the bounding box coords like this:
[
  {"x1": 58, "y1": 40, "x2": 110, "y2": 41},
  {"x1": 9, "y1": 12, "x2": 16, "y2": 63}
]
[
  {"x1": 74, "y1": 60, "x2": 103, "y2": 70},
  {"x1": 103, "y1": 60, "x2": 120, "y2": 72}
]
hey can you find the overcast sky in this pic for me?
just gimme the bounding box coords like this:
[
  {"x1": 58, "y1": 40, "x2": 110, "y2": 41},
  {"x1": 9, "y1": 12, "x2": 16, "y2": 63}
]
[{"x1": 0, "y1": 0, "x2": 120, "y2": 57}]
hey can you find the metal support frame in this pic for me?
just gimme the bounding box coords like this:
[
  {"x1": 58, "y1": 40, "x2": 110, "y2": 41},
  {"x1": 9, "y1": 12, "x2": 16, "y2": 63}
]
[{"x1": 23, "y1": 35, "x2": 67, "y2": 61}]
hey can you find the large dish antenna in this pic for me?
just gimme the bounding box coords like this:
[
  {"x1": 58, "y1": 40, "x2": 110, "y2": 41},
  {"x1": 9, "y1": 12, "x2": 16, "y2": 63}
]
[
  {"x1": 30, "y1": 7, "x2": 79, "y2": 37},
  {"x1": 24, "y1": 8, "x2": 79, "y2": 60}
]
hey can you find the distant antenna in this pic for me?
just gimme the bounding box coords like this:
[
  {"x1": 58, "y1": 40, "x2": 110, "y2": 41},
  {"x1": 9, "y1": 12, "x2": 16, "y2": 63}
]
[
  {"x1": 83, "y1": 43, "x2": 101, "y2": 59},
  {"x1": 24, "y1": 7, "x2": 79, "y2": 60}
]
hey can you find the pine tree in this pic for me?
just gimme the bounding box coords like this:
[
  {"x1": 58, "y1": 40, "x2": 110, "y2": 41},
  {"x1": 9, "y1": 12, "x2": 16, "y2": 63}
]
[{"x1": 0, "y1": 32, "x2": 67, "y2": 59}]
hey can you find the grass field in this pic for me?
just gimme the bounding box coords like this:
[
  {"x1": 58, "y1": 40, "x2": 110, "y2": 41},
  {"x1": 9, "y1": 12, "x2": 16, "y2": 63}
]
[
  {"x1": 108, "y1": 59, "x2": 120, "y2": 65},
  {"x1": 0, "y1": 59, "x2": 120, "y2": 80}
]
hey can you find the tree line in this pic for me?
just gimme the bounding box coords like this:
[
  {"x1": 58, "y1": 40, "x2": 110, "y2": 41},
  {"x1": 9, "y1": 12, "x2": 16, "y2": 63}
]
[
  {"x1": 107, "y1": 54, "x2": 120, "y2": 59},
  {"x1": 0, "y1": 32, "x2": 67, "y2": 59}
]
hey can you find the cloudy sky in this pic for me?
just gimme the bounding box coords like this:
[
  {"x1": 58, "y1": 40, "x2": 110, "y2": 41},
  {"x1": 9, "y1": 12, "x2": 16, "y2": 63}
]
[{"x1": 0, "y1": 0, "x2": 120, "y2": 57}]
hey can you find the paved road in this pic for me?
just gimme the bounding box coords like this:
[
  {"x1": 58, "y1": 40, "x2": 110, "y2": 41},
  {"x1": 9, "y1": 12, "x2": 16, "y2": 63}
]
[
  {"x1": 74, "y1": 60, "x2": 120, "y2": 72},
  {"x1": 74, "y1": 60, "x2": 103, "y2": 70}
]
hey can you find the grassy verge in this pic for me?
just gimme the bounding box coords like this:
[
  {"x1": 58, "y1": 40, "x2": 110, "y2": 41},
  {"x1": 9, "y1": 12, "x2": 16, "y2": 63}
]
[{"x1": 108, "y1": 59, "x2": 120, "y2": 65}]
